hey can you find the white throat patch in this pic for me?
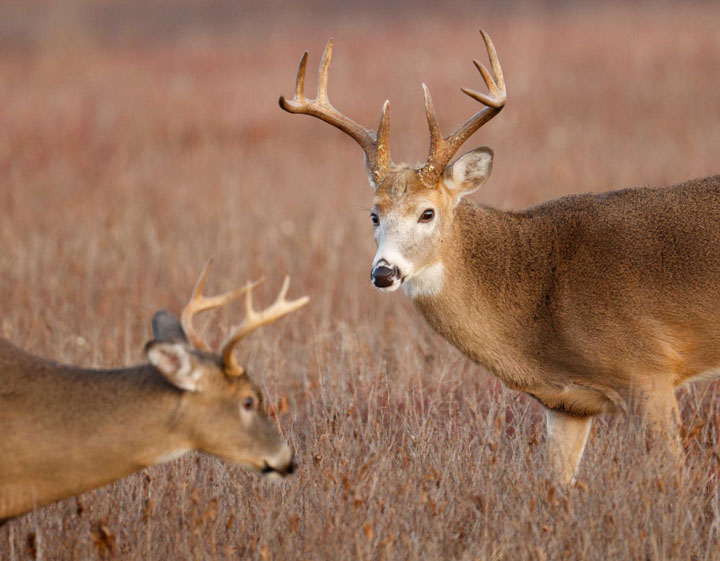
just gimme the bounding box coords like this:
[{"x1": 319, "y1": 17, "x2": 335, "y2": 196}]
[{"x1": 403, "y1": 262, "x2": 445, "y2": 299}]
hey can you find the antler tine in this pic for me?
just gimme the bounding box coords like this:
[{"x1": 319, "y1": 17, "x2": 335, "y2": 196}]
[
  {"x1": 375, "y1": 100, "x2": 391, "y2": 174},
  {"x1": 317, "y1": 39, "x2": 332, "y2": 102},
  {"x1": 481, "y1": 28, "x2": 505, "y2": 92},
  {"x1": 422, "y1": 84, "x2": 442, "y2": 145},
  {"x1": 279, "y1": 39, "x2": 392, "y2": 183},
  {"x1": 420, "y1": 29, "x2": 507, "y2": 184},
  {"x1": 461, "y1": 59, "x2": 503, "y2": 107},
  {"x1": 181, "y1": 259, "x2": 260, "y2": 351},
  {"x1": 293, "y1": 51, "x2": 308, "y2": 101},
  {"x1": 221, "y1": 277, "x2": 310, "y2": 376},
  {"x1": 421, "y1": 83, "x2": 444, "y2": 180}
]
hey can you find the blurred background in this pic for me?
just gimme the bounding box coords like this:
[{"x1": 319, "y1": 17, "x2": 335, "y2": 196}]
[
  {"x1": 2, "y1": 0, "x2": 718, "y2": 344},
  {"x1": 1, "y1": 1, "x2": 719, "y2": 559}
]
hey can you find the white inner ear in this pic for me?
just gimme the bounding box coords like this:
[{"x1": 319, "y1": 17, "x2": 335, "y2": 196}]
[
  {"x1": 443, "y1": 148, "x2": 493, "y2": 203},
  {"x1": 147, "y1": 343, "x2": 199, "y2": 392}
]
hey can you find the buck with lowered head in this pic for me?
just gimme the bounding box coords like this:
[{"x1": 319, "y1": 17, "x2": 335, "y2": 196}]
[
  {"x1": 280, "y1": 30, "x2": 720, "y2": 484},
  {"x1": 0, "y1": 261, "x2": 308, "y2": 521}
]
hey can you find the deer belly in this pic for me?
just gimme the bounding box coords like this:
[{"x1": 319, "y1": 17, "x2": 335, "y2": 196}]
[{"x1": 525, "y1": 383, "x2": 614, "y2": 417}]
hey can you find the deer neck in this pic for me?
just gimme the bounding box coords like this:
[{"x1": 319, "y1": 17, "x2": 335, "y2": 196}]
[
  {"x1": 408, "y1": 200, "x2": 542, "y2": 387},
  {"x1": 0, "y1": 341, "x2": 193, "y2": 518}
]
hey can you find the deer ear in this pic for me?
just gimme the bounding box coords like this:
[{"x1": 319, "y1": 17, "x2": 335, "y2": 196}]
[
  {"x1": 151, "y1": 310, "x2": 188, "y2": 343},
  {"x1": 145, "y1": 341, "x2": 202, "y2": 392},
  {"x1": 442, "y1": 147, "x2": 493, "y2": 201}
]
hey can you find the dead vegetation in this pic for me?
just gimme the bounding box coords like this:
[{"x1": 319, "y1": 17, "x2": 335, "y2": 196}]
[{"x1": 1, "y1": 1, "x2": 720, "y2": 559}]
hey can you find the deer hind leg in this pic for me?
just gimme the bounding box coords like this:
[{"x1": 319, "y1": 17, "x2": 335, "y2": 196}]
[{"x1": 545, "y1": 409, "x2": 593, "y2": 485}]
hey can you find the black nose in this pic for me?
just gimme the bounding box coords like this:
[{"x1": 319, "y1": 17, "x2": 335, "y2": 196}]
[
  {"x1": 371, "y1": 265, "x2": 397, "y2": 288},
  {"x1": 262, "y1": 458, "x2": 296, "y2": 477}
]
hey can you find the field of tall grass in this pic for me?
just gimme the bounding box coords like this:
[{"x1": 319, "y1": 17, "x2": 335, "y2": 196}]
[{"x1": 1, "y1": 1, "x2": 720, "y2": 559}]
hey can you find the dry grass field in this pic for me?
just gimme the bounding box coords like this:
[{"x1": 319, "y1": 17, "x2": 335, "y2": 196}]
[{"x1": 1, "y1": 1, "x2": 720, "y2": 559}]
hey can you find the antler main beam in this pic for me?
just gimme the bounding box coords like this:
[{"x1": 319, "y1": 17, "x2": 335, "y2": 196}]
[
  {"x1": 279, "y1": 39, "x2": 393, "y2": 184},
  {"x1": 419, "y1": 30, "x2": 507, "y2": 185},
  {"x1": 221, "y1": 277, "x2": 310, "y2": 376}
]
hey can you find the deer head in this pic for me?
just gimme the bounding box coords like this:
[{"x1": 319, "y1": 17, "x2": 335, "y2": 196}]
[
  {"x1": 280, "y1": 30, "x2": 506, "y2": 297},
  {"x1": 145, "y1": 260, "x2": 309, "y2": 477}
]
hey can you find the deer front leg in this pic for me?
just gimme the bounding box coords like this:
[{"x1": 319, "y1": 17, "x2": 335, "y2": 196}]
[
  {"x1": 545, "y1": 409, "x2": 593, "y2": 485},
  {"x1": 637, "y1": 384, "x2": 683, "y2": 461}
]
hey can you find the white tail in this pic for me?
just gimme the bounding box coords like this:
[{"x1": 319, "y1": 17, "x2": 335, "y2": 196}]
[
  {"x1": 281, "y1": 30, "x2": 720, "y2": 483},
  {"x1": 0, "y1": 261, "x2": 309, "y2": 520}
]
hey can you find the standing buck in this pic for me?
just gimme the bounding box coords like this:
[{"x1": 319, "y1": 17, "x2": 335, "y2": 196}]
[
  {"x1": 0, "y1": 262, "x2": 308, "y2": 521},
  {"x1": 280, "y1": 30, "x2": 720, "y2": 484}
]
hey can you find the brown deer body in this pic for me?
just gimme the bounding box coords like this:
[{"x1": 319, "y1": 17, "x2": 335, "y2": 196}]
[
  {"x1": 0, "y1": 263, "x2": 308, "y2": 520},
  {"x1": 410, "y1": 175, "x2": 720, "y2": 405},
  {"x1": 280, "y1": 31, "x2": 720, "y2": 483}
]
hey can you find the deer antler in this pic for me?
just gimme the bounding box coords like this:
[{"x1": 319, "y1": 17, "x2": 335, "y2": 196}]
[
  {"x1": 279, "y1": 39, "x2": 393, "y2": 186},
  {"x1": 221, "y1": 277, "x2": 310, "y2": 377},
  {"x1": 419, "y1": 29, "x2": 507, "y2": 185},
  {"x1": 181, "y1": 259, "x2": 259, "y2": 351}
]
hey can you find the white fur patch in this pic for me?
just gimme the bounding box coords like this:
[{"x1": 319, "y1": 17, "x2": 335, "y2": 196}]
[
  {"x1": 685, "y1": 368, "x2": 720, "y2": 385},
  {"x1": 372, "y1": 245, "x2": 414, "y2": 278},
  {"x1": 403, "y1": 262, "x2": 445, "y2": 299},
  {"x1": 147, "y1": 343, "x2": 198, "y2": 392},
  {"x1": 443, "y1": 149, "x2": 493, "y2": 204},
  {"x1": 154, "y1": 448, "x2": 191, "y2": 465},
  {"x1": 545, "y1": 409, "x2": 592, "y2": 484},
  {"x1": 375, "y1": 279, "x2": 402, "y2": 292}
]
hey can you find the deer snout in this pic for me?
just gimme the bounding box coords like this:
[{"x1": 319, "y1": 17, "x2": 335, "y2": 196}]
[
  {"x1": 261, "y1": 457, "x2": 296, "y2": 478},
  {"x1": 371, "y1": 262, "x2": 400, "y2": 288},
  {"x1": 261, "y1": 445, "x2": 295, "y2": 479}
]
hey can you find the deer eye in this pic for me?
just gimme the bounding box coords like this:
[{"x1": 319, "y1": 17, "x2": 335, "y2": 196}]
[
  {"x1": 370, "y1": 212, "x2": 379, "y2": 226},
  {"x1": 243, "y1": 397, "x2": 254, "y2": 410},
  {"x1": 419, "y1": 209, "x2": 435, "y2": 223}
]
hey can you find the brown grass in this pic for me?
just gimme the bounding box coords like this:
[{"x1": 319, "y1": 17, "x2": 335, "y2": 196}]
[{"x1": 1, "y1": 1, "x2": 720, "y2": 559}]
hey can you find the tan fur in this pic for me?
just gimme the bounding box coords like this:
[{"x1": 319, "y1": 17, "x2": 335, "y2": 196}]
[
  {"x1": 378, "y1": 171, "x2": 720, "y2": 482},
  {"x1": 0, "y1": 336, "x2": 292, "y2": 520}
]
